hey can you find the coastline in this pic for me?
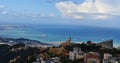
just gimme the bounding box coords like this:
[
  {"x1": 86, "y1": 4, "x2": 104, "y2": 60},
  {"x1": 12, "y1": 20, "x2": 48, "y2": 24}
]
[{"x1": 0, "y1": 36, "x2": 118, "y2": 47}]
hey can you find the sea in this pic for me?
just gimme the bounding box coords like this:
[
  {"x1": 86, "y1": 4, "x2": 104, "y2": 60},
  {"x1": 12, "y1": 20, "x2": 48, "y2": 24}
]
[{"x1": 0, "y1": 24, "x2": 120, "y2": 47}]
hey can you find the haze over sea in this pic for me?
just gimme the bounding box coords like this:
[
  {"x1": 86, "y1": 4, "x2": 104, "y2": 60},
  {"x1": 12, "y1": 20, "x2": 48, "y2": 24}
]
[{"x1": 0, "y1": 24, "x2": 119, "y2": 47}]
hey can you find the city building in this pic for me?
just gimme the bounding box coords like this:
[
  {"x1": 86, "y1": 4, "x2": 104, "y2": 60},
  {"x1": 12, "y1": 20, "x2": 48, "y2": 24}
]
[
  {"x1": 103, "y1": 53, "x2": 112, "y2": 60},
  {"x1": 61, "y1": 37, "x2": 71, "y2": 46},
  {"x1": 69, "y1": 47, "x2": 84, "y2": 60},
  {"x1": 73, "y1": 47, "x2": 83, "y2": 54},
  {"x1": 103, "y1": 53, "x2": 113, "y2": 63},
  {"x1": 117, "y1": 47, "x2": 120, "y2": 50},
  {"x1": 33, "y1": 57, "x2": 45, "y2": 63},
  {"x1": 84, "y1": 52, "x2": 100, "y2": 63},
  {"x1": 98, "y1": 39, "x2": 113, "y2": 49},
  {"x1": 116, "y1": 54, "x2": 120, "y2": 63}
]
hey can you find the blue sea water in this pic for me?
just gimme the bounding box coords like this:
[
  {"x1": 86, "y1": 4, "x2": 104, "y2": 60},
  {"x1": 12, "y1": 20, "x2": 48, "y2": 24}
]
[{"x1": 0, "y1": 24, "x2": 120, "y2": 47}]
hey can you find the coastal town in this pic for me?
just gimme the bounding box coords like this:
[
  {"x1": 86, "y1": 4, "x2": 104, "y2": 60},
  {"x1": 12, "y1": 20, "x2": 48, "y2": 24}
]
[
  {"x1": 0, "y1": 0, "x2": 120, "y2": 63},
  {"x1": 0, "y1": 37, "x2": 120, "y2": 63}
]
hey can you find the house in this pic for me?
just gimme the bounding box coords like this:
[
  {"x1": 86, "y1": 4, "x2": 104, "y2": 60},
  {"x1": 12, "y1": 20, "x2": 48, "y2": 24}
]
[
  {"x1": 104, "y1": 53, "x2": 112, "y2": 60},
  {"x1": 103, "y1": 53, "x2": 113, "y2": 63},
  {"x1": 84, "y1": 52, "x2": 100, "y2": 63},
  {"x1": 69, "y1": 47, "x2": 84, "y2": 60},
  {"x1": 33, "y1": 57, "x2": 45, "y2": 63},
  {"x1": 115, "y1": 54, "x2": 120, "y2": 63}
]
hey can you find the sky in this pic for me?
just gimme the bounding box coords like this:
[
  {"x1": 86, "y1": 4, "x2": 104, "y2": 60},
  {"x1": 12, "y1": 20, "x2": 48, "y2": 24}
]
[{"x1": 0, "y1": 0, "x2": 120, "y2": 29}]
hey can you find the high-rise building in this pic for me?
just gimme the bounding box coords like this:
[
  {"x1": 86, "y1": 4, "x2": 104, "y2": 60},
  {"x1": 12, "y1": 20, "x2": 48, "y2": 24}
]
[{"x1": 98, "y1": 39, "x2": 113, "y2": 49}]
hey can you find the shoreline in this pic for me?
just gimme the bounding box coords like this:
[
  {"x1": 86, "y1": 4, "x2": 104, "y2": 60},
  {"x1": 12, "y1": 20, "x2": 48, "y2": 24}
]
[{"x1": 0, "y1": 36, "x2": 119, "y2": 47}]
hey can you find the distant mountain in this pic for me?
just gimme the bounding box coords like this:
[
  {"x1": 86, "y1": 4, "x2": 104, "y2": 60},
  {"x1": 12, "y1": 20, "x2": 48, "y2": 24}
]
[
  {"x1": 0, "y1": 37, "x2": 52, "y2": 46},
  {"x1": 0, "y1": 25, "x2": 29, "y2": 30}
]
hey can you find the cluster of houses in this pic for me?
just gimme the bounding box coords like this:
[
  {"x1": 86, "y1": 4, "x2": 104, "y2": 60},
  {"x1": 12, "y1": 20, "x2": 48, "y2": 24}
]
[
  {"x1": 32, "y1": 46, "x2": 120, "y2": 63},
  {"x1": 69, "y1": 47, "x2": 120, "y2": 63},
  {"x1": 46, "y1": 38, "x2": 120, "y2": 63},
  {"x1": 1, "y1": 37, "x2": 120, "y2": 63},
  {"x1": 33, "y1": 57, "x2": 60, "y2": 63}
]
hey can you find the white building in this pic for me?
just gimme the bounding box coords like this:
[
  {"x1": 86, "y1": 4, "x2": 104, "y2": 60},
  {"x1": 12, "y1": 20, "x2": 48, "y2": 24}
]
[
  {"x1": 73, "y1": 47, "x2": 82, "y2": 54},
  {"x1": 69, "y1": 47, "x2": 84, "y2": 60},
  {"x1": 69, "y1": 52, "x2": 75, "y2": 60},
  {"x1": 104, "y1": 53, "x2": 112, "y2": 60},
  {"x1": 103, "y1": 53, "x2": 113, "y2": 63}
]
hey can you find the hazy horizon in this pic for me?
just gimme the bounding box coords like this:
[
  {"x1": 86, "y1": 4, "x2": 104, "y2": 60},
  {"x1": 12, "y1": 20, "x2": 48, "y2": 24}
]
[{"x1": 0, "y1": 0, "x2": 120, "y2": 28}]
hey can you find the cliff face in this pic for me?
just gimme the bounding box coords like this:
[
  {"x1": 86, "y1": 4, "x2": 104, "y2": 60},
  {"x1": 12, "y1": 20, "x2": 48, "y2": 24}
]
[
  {"x1": 49, "y1": 46, "x2": 68, "y2": 55},
  {"x1": 61, "y1": 37, "x2": 71, "y2": 46},
  {"x1": 49, "y1": 37, "x2": 71, "y2": 55}
]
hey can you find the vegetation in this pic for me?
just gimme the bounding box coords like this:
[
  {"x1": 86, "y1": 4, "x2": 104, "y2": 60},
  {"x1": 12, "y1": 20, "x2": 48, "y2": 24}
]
[
  {"x1": 0, "y1": 44, "x2": 41, "y2": 63},
  {"x1": 0, "y1": 41, "x2": 120, "y2": 63},
  {"x1": 64, "y1": 42, "x2": 102, "y2": 52}
]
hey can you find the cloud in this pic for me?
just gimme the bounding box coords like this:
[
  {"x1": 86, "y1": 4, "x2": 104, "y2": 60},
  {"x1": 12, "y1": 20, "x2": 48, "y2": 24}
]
[
  {"x1": 0, "y1": 11, "x2": 8, "y2": 14},
  {"x1": 6, "y1": 11, "x2": 55, "y2": 18},
  {"x1": 0, "y1": 5, "x2": 7, "y2": 15},
  {"x1": 56, "y1": 0, "x2": 120, "y2": 19},
  {"x1": 49, "y1": 13, "x2": 55, "y2": 17},
  {"x1": 0, "y1": 5, "x2": 6, "y2": 9}
]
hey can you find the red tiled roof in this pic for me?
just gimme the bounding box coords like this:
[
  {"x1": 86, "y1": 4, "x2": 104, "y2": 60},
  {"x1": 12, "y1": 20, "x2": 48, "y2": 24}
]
[
  {"x1": 86, "y1": 53, "x2": 98, "y2": 58},
  {"x1": 116, "y1": 54, "x2": 120, "y2": 57}
]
